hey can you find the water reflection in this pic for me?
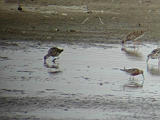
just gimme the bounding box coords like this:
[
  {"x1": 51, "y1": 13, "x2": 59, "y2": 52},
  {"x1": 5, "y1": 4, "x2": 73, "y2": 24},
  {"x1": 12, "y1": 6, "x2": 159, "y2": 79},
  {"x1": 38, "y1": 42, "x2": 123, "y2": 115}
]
[
  {"x1": 44, "y1": 62, "x2": 59, "y2": 69},
  {"x1": 48, "y1": 70, "x2": 62, "y2": 75},
  {"x1": 121, "y1": 47, "x2": 143, "y2": 60},
  {"x1": 123, "y1": 81, "x2": 144, "y2": 90},
  {"x1": 44, "y1": 62, "x2": 63, "y2": 75},
  {"x1": 147, "y1": 64, "x2": 160, "y2": 76}
]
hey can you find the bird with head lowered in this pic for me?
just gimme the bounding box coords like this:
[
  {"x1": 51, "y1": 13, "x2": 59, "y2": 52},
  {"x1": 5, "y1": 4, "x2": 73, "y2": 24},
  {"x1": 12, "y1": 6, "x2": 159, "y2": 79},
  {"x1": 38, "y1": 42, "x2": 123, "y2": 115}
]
[
  {"x1": 44, "y1": 47, "x2": 63, "y2": 64},
  {"x1": 120, "y1": 67, "x2": 145, "y2": 80}
]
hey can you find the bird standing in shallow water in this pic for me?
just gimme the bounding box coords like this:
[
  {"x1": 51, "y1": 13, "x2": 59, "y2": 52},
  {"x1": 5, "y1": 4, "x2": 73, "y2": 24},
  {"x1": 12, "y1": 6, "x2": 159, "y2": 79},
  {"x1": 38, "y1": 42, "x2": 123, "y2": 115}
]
[
  {"x1": 44, "y1": 47, "x2": 63, "y2": 64},
  {"x1": 146, "y1": 48, "x2": 160, "y2": 64},
  {"x1": 18, "y1": 5, "x2": 23, "y2": 11},
  {"x1": 121, "y1": 30, "x2": 147, "y2": 47},
  {"x1": 120, "y1": 67, "x2": 145, "y2": 80}
]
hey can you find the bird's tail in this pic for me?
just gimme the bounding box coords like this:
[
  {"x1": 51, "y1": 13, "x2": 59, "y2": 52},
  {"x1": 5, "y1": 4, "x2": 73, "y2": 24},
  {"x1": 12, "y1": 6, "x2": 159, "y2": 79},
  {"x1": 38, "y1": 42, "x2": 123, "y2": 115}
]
[{"x1": 120, "y1": 67, "x2": 126, "y2": 71}]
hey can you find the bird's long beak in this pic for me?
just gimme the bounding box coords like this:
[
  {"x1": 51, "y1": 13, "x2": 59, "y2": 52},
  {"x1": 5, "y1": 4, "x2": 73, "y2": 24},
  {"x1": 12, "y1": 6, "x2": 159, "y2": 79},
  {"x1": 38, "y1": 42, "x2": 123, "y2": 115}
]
[
  {"x1": 146, "y1": 57, "x2": 149, "y2": 62},
  {"x1": 142, "y1": 73, "x2": 145, "y2": 80},
  {"x1": 146, "y1": 55, "x2": 150, "y2": 62}
]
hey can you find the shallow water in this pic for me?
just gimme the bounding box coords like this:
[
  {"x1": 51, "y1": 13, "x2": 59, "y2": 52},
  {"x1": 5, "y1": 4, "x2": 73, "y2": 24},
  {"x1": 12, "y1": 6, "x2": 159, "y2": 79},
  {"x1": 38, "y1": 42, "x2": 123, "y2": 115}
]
[{"x1": 0, "y1": 41, "x2": 160, "y2": 119}]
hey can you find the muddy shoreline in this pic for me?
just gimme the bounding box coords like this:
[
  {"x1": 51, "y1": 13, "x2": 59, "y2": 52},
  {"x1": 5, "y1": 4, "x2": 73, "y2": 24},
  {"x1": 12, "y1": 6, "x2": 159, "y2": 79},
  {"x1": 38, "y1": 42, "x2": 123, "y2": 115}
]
[
  {"x1": 1, "y1": 0, "x2": 160, "y2": 42},
  {"x1": 1, "y1": 94, "x2": 160, "y2": 120}
]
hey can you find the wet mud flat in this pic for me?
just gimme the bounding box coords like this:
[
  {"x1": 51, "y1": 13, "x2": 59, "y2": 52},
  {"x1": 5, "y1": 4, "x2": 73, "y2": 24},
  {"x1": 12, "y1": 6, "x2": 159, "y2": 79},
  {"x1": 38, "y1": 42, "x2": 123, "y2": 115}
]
[{"x1": 0, "y1": 40, "x2": 160, "y2": 120}]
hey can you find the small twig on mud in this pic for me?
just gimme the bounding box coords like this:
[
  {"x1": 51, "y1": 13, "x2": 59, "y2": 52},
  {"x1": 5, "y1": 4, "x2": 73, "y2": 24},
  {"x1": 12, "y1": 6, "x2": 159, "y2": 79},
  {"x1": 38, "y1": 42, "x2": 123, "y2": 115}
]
[
  {"x1": 82, "y1": 18, "x2": 89, "y2": 24},
  {"x1": 99, "y1": 17, "x2": 103, "y2": 25}
]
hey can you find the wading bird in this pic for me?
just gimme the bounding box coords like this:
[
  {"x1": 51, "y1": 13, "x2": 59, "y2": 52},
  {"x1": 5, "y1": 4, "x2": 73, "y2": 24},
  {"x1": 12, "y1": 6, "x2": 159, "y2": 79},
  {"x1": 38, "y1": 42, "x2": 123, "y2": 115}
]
[
  {"x1": 18, "y1": 5, "x2": 22, "y2": 11},
  {"x1": 44, "y1": 47, "x2": 63, "y2": 64},
  {"x1": 146, "y1": 48, "x2": 160, "y2": 64},
  {"x1": 121, "y1": 30, "x2": 147, "y2": 47},
  {"x1": 120, "y1": 67, "x2": 145, "y2": 80}
]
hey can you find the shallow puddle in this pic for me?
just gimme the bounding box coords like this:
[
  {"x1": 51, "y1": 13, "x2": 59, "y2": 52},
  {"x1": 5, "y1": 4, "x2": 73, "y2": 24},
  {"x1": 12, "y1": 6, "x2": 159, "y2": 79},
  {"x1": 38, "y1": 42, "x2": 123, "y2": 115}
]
[{"x1": 0, "y1": 41, "x2": 160, "y2": 119}]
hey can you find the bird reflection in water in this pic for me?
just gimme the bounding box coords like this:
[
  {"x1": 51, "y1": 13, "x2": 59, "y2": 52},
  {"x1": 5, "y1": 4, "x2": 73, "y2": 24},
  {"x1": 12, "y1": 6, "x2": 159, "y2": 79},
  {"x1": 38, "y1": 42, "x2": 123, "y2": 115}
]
[
  {"x1": 44, "y1": 61, "x2": 59, "y2": 69},
  {"x1": 121, "y1": 47, "x2": 142, "y2": 60},
  {"x1": 44, "y1": 61, "x2": 62, "y2": 74},
  {"x1": 123, "y1": 81, "x2": 144, "y2": 90},
  {"x1": 147, "y1": 64, "x2": 160, "y2": 76}
]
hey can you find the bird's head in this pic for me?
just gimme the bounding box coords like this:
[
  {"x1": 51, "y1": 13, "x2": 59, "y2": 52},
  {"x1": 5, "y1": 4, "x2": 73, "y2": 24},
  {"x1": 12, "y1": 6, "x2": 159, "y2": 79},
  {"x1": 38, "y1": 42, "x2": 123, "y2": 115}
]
[
  {"x1": 55, "y1": 48, "x2": 63, "y2": 56},
  {"x1": 58, "y1": 49, "x2": 64, "y2": 53},
  {"x1": 139, "y1": 69, "x2": 144, "y2": 74},
  {"x1": 139, "y1": 69, "x2": 145, "y2": 80}
]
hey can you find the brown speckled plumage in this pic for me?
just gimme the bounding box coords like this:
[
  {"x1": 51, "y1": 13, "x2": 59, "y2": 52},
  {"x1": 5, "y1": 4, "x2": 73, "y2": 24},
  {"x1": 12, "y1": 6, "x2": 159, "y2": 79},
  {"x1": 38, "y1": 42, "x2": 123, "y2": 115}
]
[
  {"x1": 120, "y1": 67, "x2": 145, "y2": 80},
  {"x1": 122, "y1": 30, "x2": 147, "y2": 46},
  {"x1": 147, "y1": 48, "x2": 160, "y2": 64},
  {"x1": 44, "y1": 47, "x2": 63, "y2": 63}
]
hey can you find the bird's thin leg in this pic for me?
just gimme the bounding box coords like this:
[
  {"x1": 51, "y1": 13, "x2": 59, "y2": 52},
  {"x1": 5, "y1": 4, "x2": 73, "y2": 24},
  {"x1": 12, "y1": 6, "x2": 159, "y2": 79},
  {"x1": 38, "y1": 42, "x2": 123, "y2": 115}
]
[
  {"x1": 134, "y1": 40, "x2": 137, "y2": 48},
  {"x1": 133, "y1": 40, "x2": 137, "y2": 52},
  {"x1": 137, "y1": 42, "x2": 140, "y2": 51},
  {"x1": 52, "y1": 57, "x2": 56, "y2": 62},
  {"x1": 134, "y1": 46, "x2": 138, "y2": 52},
  {"x1": 134, "y1": 40, "x2": 140, "y2": 49},
  {"x1": 137, "y1": 41, "x2": 140, "y2": 50},
  {"x1": 135, "y1": 46, "x2": 139, "y2": 52},
  {"x1": 158, "y1": 58, "x2": 160, "y2": 65},
  {"x1": 138, "y1": 41, "x2": 140, "y2": 46},
  {"x1": 122, "y1": 43, "x2": 126, "y2": 47},
  {"x1": 129, "y1": 76, "x2": 134, "y2": 80},
  {"x1": 142, "y1": 74, "x2": 145, "y2": 80}
]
